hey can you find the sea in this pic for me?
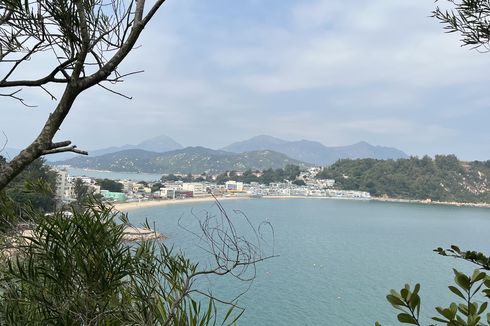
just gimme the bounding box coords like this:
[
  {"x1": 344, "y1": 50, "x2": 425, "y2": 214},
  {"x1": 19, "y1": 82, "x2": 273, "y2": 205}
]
[
  {"x1": 126, "y1": 198, "x2": 490, "y2": 325},
  {"x1": 65, "y1": 167, "x2": 162, "y2": 182}
]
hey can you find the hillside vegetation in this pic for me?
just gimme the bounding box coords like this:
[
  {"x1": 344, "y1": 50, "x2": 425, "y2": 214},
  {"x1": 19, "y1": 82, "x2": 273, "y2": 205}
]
[
  {"x1": 57, "y1": 147, "x2": 310, "y2": 174},
  {"x1": 317, "y1": 155, "x2": 490, "y2": 203}
]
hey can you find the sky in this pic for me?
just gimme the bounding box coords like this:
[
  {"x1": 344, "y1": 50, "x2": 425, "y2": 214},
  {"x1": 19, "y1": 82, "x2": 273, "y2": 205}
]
[{"x1": 2, "y1": 0, "x2": 490, "y2": 160}]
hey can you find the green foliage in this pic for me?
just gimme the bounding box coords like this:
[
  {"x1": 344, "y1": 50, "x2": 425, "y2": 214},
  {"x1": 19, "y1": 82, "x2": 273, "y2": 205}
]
[
  {"x1": 215, "y1": 165, "x2": 303, "y2": 185},
  {"x1": 61, "y1": 147, "x2": 308, "y2": 174},
  {"x1": 0, "y1": 200, "x2": 243, "y2": 325},
  {"x1": 0, "y1": 158, "x2": 55, "y2": 231},
  {"x1": 160, "y1": 174, "x2": 198, "y2": 183},
  {"x1": 0, "y1": 192, "x2": 37, "y2": 233},
  {"x1": 433, "y1": 0, "x2": 490, "y2": 50},
  {"x1": 73, "y1": 178, "x2": 90, "y2": 204},
  {"x1": 293, "y1": 179, "x2": 306, "y2": 186},
  {"x1": 378, "y1": 246, "x2": 490, "y2": 326},
  {"x1": 96, "y1": 178, "x2": 124, "y2": 192},
  {"x1": 316, "y1": 156, "x2": 490, "y2": 203},
  {"x1": 4, "y1": 158, "x2": 56, "y2": 212},
  {"x1": 385, "y1": 283, "x2": 421, "y2": 325},
  {"x1": 150, "y1": 182, "x2": 163, "y2": 192}
]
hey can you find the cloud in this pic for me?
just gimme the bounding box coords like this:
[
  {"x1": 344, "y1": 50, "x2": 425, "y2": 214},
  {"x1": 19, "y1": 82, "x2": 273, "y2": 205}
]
[
  {"x1": 211, "y1": 0, "x2": 490, "y2": 93},
  {"x1": 2, "y1": 0, "x2": 489, "y2": 160}
]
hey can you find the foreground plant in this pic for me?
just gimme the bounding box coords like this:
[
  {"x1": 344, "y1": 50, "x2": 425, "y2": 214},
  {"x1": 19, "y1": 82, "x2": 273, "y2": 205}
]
[
  {"x1": 376, "y1": 246, "x2": 490, "y2": 326},
  {"x1": 0, "y1": 199, "x2": 271, "y2": 325}
]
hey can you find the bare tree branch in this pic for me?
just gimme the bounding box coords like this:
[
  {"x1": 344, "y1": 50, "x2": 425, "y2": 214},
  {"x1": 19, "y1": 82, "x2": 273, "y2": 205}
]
[
  {"x1": 42, "y1": 146, "x2": 88, "y2": 156},
  {"x1": 0, "y1": 130, "x2": 7, "y2": 154},
  {"x1": 0, "y1": 0, "x2": 169, "y2": 191},
  {"x1": 98, "y1": 83, "x2": 132, "y2": 99},
  {"x1": 0, "y1": 89, "x2": 36, "y2": 107},
  {"x1": 0, "y1": 58, "x2": 75, "y2": 87}
]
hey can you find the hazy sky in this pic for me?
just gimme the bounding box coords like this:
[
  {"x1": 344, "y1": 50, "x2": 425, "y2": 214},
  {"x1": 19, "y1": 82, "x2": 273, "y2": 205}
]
[{"x1": 2, "y1": 0, "x2": 490, "y2": 160}]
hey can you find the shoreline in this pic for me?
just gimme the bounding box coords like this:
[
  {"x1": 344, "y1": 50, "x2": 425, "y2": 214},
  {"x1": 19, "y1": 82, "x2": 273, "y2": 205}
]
[
  {"x1": 113, "y1": 196, "x2": 249, "y2": 211},
  {"x1": 371, "y1": 197, "x2": 490, "y2": 209},
  {"x1": 113, "y1": 195, "x2": 490, "y2": 211}
]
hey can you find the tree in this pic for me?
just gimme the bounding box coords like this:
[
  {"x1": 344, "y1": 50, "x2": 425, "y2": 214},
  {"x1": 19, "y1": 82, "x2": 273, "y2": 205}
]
[
  {"x1": 4, "y1": 158, "x2": 56, "y2": 212},
  {"x1": 0, "y1": 0, "x2": 167, "y2": 191},
  {"x1": 433, "y1": 0, "x2": 490, "y2": 51},
  {"x1": 97, "y1": 178, "x2": 124, "y2": 192},
  {"x1": 73, "y1": 177, "x2": 90, "y2": 205},
  {"x1": 376, "y1": 247, "x2": 490, "y2": 326},
  {"x1": 292, "y1": 179, "x2": 306, "y2": 186},
  {"x1": 0, "y1": 199, "x2": 274, "y2": 324},
  {"x1": 284, "y1": 164, "x2": 301, "y2": 181}
]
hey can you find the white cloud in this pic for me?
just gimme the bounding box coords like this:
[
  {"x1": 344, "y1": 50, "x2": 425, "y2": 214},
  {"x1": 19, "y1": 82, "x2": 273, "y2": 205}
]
[{"x1": 2, "y1": 0, "x2": 489, "y2": 159}]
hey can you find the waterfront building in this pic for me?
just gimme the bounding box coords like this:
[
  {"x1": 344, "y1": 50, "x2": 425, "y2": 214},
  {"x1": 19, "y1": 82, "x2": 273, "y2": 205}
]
[
  {"x1": 160, "y1": 188, "x2": 176, "y2": 199},
  {"x1": 182, "y1": 183, "x2": 206, "y2": 195},
  {"x1": 100, "y1": 190, "x2": 126, "y2": 202},
  {"x1": 225, "y1": 181, "x2": 244, "y2": 192}
]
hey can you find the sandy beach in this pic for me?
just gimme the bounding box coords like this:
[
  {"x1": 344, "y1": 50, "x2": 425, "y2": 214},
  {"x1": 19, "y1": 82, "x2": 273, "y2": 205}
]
[{"x1": 113, "y1": 196, "x2": 250, "y2": 211}]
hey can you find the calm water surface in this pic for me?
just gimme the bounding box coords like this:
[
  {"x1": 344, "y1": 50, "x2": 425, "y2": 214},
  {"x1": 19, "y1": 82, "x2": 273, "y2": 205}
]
[
  {"x1": 65, "y1": 167, "x2": 162, "y2": 181},
  {"x1": 126, "y1": 199, "x2": 490, "y2": 325}
]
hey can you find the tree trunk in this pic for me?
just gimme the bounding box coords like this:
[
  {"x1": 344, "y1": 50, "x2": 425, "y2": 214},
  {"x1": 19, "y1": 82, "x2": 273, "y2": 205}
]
[{"x1": 0, "y1": 84, "x2": 80, "y2": 191}]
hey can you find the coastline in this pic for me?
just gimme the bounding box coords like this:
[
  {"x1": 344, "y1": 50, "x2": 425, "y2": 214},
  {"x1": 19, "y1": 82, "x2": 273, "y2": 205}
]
[
  {"x1": 371, "y1": 197, "x2": 490, "y2": 209},
  {"x1": 113, "y1": 196, "x2": 249, "y2": 211},
  {"x1": 113, "y1": 194, "x2": 490, "y2": 211}
]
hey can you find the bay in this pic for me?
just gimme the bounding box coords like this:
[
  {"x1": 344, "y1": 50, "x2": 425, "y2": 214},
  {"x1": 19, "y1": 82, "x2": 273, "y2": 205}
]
[
  {"x1": 126, "y1": 198, "x2": 490, "y2": 325},
  {"x1": 64, "y1": 167, "x2": 162, "y2": 182}
]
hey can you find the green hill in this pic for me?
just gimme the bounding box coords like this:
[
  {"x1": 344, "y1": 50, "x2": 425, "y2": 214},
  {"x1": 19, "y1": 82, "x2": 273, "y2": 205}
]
[
  {"x1": 316, "y1": 155, "x2": 490, "y2": 203},
  {"x1": 55, "y1": 147, "x2": 310, "y2": 174}
]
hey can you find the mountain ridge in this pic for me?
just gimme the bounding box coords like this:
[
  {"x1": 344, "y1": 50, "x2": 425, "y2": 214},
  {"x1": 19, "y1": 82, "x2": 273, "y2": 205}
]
[
  {"x1": 54, "y1": 147, "x2": 310, "y2": 174},
  {"x1": 222, "y1": 135, "x2": 408, "y2": 165}
]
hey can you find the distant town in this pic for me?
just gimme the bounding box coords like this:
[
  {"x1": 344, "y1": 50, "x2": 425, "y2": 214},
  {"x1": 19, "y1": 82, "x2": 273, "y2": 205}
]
[{"x1": 52, "y1": 166, "x2": 371, "y2": 206}]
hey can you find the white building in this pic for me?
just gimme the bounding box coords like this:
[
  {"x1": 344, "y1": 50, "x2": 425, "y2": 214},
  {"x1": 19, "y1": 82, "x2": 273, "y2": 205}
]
[
  {"x1": 182, "y1": 183, "x2": 206, "y2": 195},
  {"x1": 160, "y1": 188, "x2": 176, "y2": 199},
  {"x1": 54, "y1": 168, "x2": 74, "y2": 203},
  {"x1": 225, "y1": 181, "x2": 244, "y2": 192}
]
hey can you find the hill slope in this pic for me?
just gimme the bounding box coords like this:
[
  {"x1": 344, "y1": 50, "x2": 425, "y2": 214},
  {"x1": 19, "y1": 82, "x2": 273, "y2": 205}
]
[
  {"x1": 317, "y1": 155, "x2": 490, "y2": 203},
  {"x1": 55, "y1": 147, "x2": 310, "y2": 174}
]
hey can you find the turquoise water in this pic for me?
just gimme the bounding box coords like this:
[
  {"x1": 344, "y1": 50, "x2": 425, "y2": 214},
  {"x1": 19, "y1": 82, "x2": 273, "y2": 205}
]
[{"x1": 126, "y1": 198, "x2": 490, "y2": 325}]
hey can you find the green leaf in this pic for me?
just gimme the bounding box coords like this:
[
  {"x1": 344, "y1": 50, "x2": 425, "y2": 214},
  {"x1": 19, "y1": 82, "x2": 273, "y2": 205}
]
[
  {"x1": 397, "y1": 313, "x2": 418, "y2": 324},
  {"x1": 454, "y1": 270, "x2": 471, "y2": 291},
  {"x1": 471, "y1": 269, "x2": 486, "y2": 283},
  {"x1": 448, "y1": 285, "x2": 466, "y2": 300},
  {"x1": 436, "y1": 306, "x2": 456, "y2": 320},
  {"x1": 408, "y1": 294, "x2": 420, "y2": 312},
  {"x1": 478, "y1": 302, "x2": 488, "y2": 315},
  {"x1": 413, "y1": 283, "x2": 420, "y2": 295},
  {"x1": 400, "y1": 288, "x2": 409, "y2": 300},
  {"x1": 432, "y1": 317, "x2": 449, "y2": 323},
  {"x1": 387, "y1": 294, "x2": 405, "y2": 306}
]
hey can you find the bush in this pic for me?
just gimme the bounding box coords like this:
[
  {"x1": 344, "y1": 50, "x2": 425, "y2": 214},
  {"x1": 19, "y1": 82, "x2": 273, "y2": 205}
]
[
  {"x1": 377, "y1": 246, "x2": 490, "y2": 326},
  {"x1": 0, "y1": 200, "x2": 245, "y2": 325}
]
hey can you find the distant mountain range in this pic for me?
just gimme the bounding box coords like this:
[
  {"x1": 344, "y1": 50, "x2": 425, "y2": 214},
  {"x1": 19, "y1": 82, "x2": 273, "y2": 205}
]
[
  {"x1": 37, "y1": 134, "x2": 184, "y2": 162},
  {"x1": 6, "y1": 134, "x2": 408, "y2": 172},
  {"x1": 54, "y1": 147, "x2": 309, "y2": 174},
  {"x1": 222, "y1": 135, "x2": 408, "y2": 165},
  {"x1": 90, "y1": 134, "x2": 183, "y2": 156}
]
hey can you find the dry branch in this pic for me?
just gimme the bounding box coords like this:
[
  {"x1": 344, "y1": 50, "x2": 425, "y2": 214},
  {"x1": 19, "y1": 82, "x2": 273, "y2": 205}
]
[{"x1": 0, "y1": 0, "x2": 168, "y2": 191}]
